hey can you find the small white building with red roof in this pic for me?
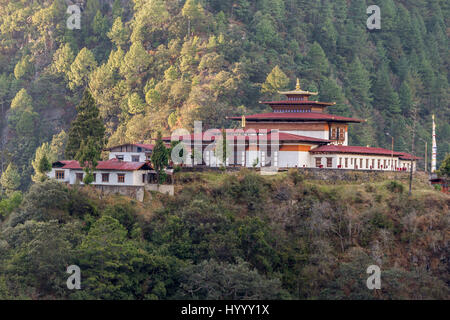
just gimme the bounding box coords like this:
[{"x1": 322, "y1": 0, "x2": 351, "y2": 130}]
[{"x1": 48, "y1": 158, "x2": 153, "y2": 186}]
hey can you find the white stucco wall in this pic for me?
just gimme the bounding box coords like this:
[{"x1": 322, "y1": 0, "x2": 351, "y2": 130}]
[
  {"x1": 310, "y1": 154, "x2": 416, "y2": 171},
  {"x1": 63, "y1": 170, "x2": 147, "y2": 186},
  {"x1": 48, "y1": 168, "x2": 70, "y2": 183},
  {"x1": 281, "y1": 130, "x2": 328, "y2": 140},
  {"x1": 108, "y1": 152, "x2": 148, "y2": 162}
]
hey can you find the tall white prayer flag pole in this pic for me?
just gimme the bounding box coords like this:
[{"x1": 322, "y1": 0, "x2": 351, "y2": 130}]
[{"x1": 431, "y1": 114, "x2": 437, "y2": 173}]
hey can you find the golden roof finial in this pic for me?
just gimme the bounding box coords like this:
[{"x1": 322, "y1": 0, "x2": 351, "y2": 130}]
[
  {"x1": 296, "y1": 78, "x2": 301, "y2": 90},
  {"x1": 241, "y1": 115, "x2": 246, "y2": 128}
]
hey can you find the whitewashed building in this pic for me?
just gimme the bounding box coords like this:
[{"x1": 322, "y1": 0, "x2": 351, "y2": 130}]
[
  {"x1": 48, "y1": 159, "x2": 153, "y2": 186},
  {"x1": 105, "y1": 143, "x2": 154, "y2": 162},
  {"x1": 163, "y1": 79, "x2": 420, "y2": 171}
]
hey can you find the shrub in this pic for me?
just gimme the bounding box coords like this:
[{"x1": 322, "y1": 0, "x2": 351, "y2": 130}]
[
  {"x1": 385, "y1": 180, "x2": 404, "y2": 193},
  {"x1": 288, "y1": 169, "x2": 304, "y2": 185}
]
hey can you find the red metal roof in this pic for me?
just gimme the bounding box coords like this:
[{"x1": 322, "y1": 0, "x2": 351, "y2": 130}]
[
  {"x1": 310, "y1": 145, "x2": 422, "y2": 159},
  {"x1": 396, "y1": 152, "x2": 422, "y2": 160},
  {"x1": 228, "y1": 112, "x2": 363, "y2": 123},
  {"x1": 261, "y1": 100, "x2": 335, "y2": 106},
  {"x1": 54, "y1": 159, "x2": 152, "y2": 171},
  {"x1": 162, "y1": 131, "x2": 330, "y2": 144}
]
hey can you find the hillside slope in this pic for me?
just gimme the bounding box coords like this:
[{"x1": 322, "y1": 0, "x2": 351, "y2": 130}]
[
  {"x1": 0, "y1": 170, "x2": 448, "y2": 299},
  {"x1": 0, "y1": 0, "x2": 448, "y2": 189}
]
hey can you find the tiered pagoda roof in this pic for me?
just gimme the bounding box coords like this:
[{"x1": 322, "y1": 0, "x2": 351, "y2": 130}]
[{"x1": 231, "y1": 78, "x2": 363, "y2": 123}]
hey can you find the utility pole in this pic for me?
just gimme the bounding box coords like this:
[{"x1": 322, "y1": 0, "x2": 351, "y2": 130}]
[
  {"x1": 418, "y1": 138, "x2": 428, "y2": 173},
  {"x1": 424, "y1": 141, "x2": 427, "y2": 173},
  {"x1": 409, "y1": 104, "x2": 418, "y2": 196},
  {"x1": 386, "y1": 132, "x2": 394, "y2": 171}
]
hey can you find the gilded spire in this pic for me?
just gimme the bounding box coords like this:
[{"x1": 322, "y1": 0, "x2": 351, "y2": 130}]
[
  {"x1": 278, "y1": 78, "x2": 318, "y2": 96},
  {"x1": 296, "y1": 78, "x2": 301, "y2": 90}
]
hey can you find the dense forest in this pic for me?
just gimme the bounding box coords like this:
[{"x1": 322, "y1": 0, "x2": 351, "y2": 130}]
[
  {"x1": 0, "y1": 0, "x2": 449, "y2": 300},
  {"x1": 0, "y1": 170, "x2": 448, "y2": 299},
  {"x1": 0, "y1": 0, "x2": 449, "y2": 190}
]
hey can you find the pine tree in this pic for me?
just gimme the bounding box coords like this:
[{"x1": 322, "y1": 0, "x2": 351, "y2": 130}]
[
  {"x1": 151, "y1": 131, "x2": 169, "y2": 184},
  {"x1": 372, "y1": 65, "x2": 401, "y2": 115},
  {"x1": 1, "y1": 164, "x2": 20, "y2": 195},
  {"x1": 108, "y1": 17, "x2": 128, "y2": 49},
  {"x1": 65, "y1": 89, "x2": 106, "y2": 160},
  {"x1": 261, "y1": 65, "x2": 289, "y2": 95},
  {"x1": 304, "y1": 42, "x2": 330, "y2": 81},
  {"x1": 319, "y1": 78, "x2": 349, "y2": 116},
  {"x1": 345, "y1": 57, "x2": 372, "y2": 109},
  {"x1": 68, "y1": 48, "x2": 98, "y2": 90},
  {"x1": 182, "y1": 0, "x2": 206, "y2": 37},
  {"x1": 32, "y1": 142, "x2": 55, "y2": 183}
]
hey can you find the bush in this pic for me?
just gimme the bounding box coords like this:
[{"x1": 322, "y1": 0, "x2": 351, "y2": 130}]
[
  {"x1": 288, "y1": 169, "x2": 304, "y2": 185},
  {"x1": 385, "y1": 180, "x2": 404, "y2": 193}
]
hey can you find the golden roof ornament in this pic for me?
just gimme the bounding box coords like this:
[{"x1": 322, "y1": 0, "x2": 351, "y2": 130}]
[{"x1": 278, "y1": 78, "x2": 318, "y2": 96}]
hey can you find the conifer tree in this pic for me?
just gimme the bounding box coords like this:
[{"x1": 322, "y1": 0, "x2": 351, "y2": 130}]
[
  {"x1": 151, "y1": 132, "x2": 169, "y2": 184},
  {"x1": 261, "y1": 66, "x2": 289, "y2": 95},
  {"x1": 65, "y1": 89, "x2": 106, "y2": 163},
  {"x1": 304, "y1": 42, "x2": 329, "y2": 81},
  {"x1": 1, "y1": 164, "x2": 20, "y2": 195}
]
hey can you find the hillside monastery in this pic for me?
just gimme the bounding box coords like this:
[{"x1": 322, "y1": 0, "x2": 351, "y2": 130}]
[{"x1": 49, "y1": 79, "x2": 419, "y2": 188}]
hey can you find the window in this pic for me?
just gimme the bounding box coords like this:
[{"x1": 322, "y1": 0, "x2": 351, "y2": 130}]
[
  {"x1": 366, "y1": 159, "x2": 369, "y2": 168},
  {"x1": 132, "y1": 155, "x2": 140, "y2": 162},
  {"x1": 339, "y1": 158, "x2": 342, "y2": 166},
  {"x1": 377, "y1": 159, "x2": 381, "y2": 169},
  {"x1": 339, "y1": 128, "x2": 345, "y2": 140},
  {"x1": 331, "y1": 128, "x2": 337, "y2": 140},
  {"x1": 116, "y1": 155, "x2": 124, "y2": 161},
  {"x1": 383, "y1": 159, "x2": 387, "y2": 168},
  {"x1": 102, "y1": 173, "x2": 109, "y2": 182},
  {"x1": 92, "y1": 173, "x2": 96, "y2": 183},
  {"x1": 345, "y1": 158, "x2": 348, "y2": 168},
  {"x1": 360, "y1": 158, "x2": 363, "y2": 169},
  {"x1": 56, "y1": 170, "x2": 65, "y2": 180},
  {"x1": 350, "y1": 158, "x2": 353, "y2": 165},
  {"x1": 137, "y1": 147, "x2": 142, "y2": 152},
  {"x1": 326, "y1": 158, "x2": 332, "y2": 168},
  {"x1": 76, "y1": 173, "x2": 83, "y2": 183},
  {"x1": 372, "y1": 159, "x2": 375, "y2": 168},
  {"x1": 142, "y1": 174, "x2": 146, "y2": 183},
  {"x1": 315, "y1": 158, "x2": 322, "y2": 167},
  {"x1": 118, "y1": 173, "x2": 125, "y2": 183}
]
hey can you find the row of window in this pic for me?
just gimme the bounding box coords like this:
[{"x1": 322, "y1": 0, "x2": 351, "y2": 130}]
[
  {"x1": 56, "y1": 171, "x2": 126, "y2": 183},
  {"x1": 274, "y1": 109, "x2": 312, "y2": 113},
  {"x1": 287, "y1": 97, "x2": 307, "y2": 101},
  {"x1": 337, "y1": 158, "x2": 397, "y2": 169},
  {"x1": 116, "y1": 155, "x2": 141, "y2": 162},
  {"x1": 315, "y1": 157, "x2": 405, "y2": 170},
  {"x1": 315, "y1": 157, "x2": 333, "y2": 168},
  {"x1": 330, "y1": 128, "x2": 345, "y2": 141}
]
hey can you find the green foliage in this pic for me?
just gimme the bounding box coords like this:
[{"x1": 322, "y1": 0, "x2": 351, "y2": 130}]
[
  {"x1": 177, "y1": 258, "x2": 289, "y2": 299},
  {"x1": 436, "y1": 154, "x2": 450, "y2": 178},
  {"x1": 14, "y1": 55, "x2": 34, "y2": 80},
  {"x1": 1, "y1": 164, "x2": 20, "y2": 196},
  {"x1": 261, "y1": 65, "x2": 289, "y2": 95},
  {"x1": 385, "y1": 180, "x2": 405, "y2": 194},
  {"x1": 65, "y1": 89, "x2": 106, "y2": 164},
  {"x1": 68, "y1": 48, "x2": 97, "y2": 90},
  {"x1": 31, "y1": 142, "x2": 54, "y2": 183},
  {"x1": 151, "y1": 131, "x2": 169, "y2": 184},
  {"x1": 0, "y1": 191, "x2": 22, "y2": 218}
]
